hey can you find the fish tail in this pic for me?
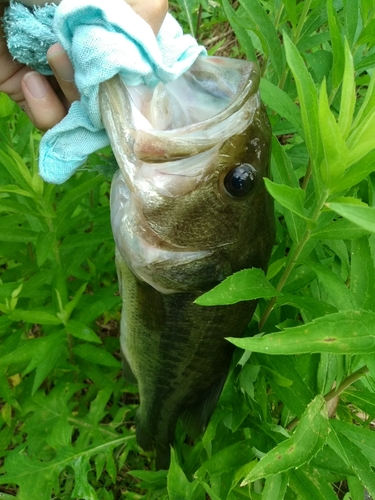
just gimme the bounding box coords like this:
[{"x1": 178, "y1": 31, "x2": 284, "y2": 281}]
[
  {"x1": 135, "y1": 406, "x2": 177, "y2": 469},
  {"x1": 180, "y1": 375, "x2": 227, "y2": 438}
]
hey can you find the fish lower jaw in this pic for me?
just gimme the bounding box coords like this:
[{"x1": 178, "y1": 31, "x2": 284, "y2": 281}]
[{"x1": 116, "y1": 240, "x2": 212, "y2": 294}]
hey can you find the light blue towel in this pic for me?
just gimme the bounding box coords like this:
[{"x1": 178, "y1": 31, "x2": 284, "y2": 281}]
[{"x1": 4, "y1": 0, "x2": 206, "y2": 184}]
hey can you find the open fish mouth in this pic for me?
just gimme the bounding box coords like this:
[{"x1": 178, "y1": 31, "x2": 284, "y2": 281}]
[
  {"x1": 99, "y1": 56, "x2": 260, "y2": 166},
  {"x1": 99, "y1": 56, "x2": 267, "y2": 293}
]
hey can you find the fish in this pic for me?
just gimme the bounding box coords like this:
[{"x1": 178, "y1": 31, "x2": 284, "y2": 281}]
[{"x1": 99, "y1": 56, "x2": 275, "y2": 469}]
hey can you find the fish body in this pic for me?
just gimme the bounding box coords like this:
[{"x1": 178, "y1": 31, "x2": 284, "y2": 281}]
[{"x1": 99, "y1": 57, "x2": 274, "y2": 468}]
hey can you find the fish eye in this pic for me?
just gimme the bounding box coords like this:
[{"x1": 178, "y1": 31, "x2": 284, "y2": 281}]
[{"x1": 224, "y1": 163, "x2": 257, "y2": 198}]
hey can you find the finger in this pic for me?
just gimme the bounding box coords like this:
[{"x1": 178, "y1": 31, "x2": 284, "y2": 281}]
[
  {"x1": 47, "y1": 44, "x2": 80, "y2": 104},
  {"x1": 18, "y1": 0, "x2": 62, "y2": 5},
  {"x1": 22, "y1": 71, "x2": 67, "y2": 130},
  {"x1": 0, "y1": 5, "x2": 27, "y2": 102},
  {"x1": 127, "y1": 0, "x2": 168, "y2": 35}
]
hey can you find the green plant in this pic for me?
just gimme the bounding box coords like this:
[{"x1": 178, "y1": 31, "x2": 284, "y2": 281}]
[{"x1": 1, "y1": 0, "x2": 375, "y2": 498}]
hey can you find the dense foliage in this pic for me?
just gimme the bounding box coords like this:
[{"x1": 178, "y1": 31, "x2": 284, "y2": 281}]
[{"x1": 1, "y1": 0, "x2": 375, "y2": 498}]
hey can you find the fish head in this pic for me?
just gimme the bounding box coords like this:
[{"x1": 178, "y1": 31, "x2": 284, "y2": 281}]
[{"x1": 100, "y1": 57, "x2": 274, "y2": 294}]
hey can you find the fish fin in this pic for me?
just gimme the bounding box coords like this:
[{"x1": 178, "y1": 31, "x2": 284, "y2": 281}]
[
  {"x1": 180, "y1": 375, "x2": 226, "y2": 438},
  {"x1": 120, "y1": 351, "x2": 138, "y2": 385}
]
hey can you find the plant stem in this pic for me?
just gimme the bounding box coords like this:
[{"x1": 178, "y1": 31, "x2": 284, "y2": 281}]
[
  {"x1": 259, "y1": 190, "x2": 328, "y2": 330},
  {"x1": 301, "y1": 160, "x2": 312, "y2": 190},
  {"x1": 196, "y1": 3, "x2": 203, "y2": 42},
  {"x1": 287, "y1": 366, "x2": 369, "y2": 431},
  {"x1": 325, "y1": 365, "x2": 369, "y2": 402},
  {"x1": 292, "y1": 0, "x2": 312, "y2": 45}
]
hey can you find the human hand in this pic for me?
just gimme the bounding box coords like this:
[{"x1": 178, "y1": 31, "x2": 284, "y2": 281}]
[{"x1": 0, "y1": 0, "x2": 168, "y2": 130}]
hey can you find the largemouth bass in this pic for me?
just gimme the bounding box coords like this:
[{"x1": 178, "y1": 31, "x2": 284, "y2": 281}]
[{"x1": 99, "y1": 57, "x2": 275, "y2": 468}]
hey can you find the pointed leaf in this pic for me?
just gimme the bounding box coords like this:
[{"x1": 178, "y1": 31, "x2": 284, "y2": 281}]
[
  {"x1": 264, "y1": 178, "x2": 307, "y2": 219},
  {"x1": 330, "y1": 422, "x2": 375, "y2": 498},
  {"x1": 342, "y1": 389, "x2": 375, "y2": 418},
  {"x1": 284, "y1": 33, "x2": 323, "y2": 193},
  {"x1": 228, "y1": 310, "x2": 375, "y2": 355},
  {"x1": 288, "y1": 466, "x2": 338, "y2": 500},
  {"x1": 260, "y1": 79, "x2": 304, "y2": 137},
  {"x1": 318, "y1": 79, "x2": 348, "y2": 188},
  {"x1": 351, "y1": 236, "x2": 375, "y2": 311},
  {"x1": 66, "y1": 320, "x2": 102, "y2": 344},
  {"x1": 262, "y1": 473, "x2": 288, "y2": 500},
  {"x1": 327, "y1": 202, "x2": 375, "y2": 233},
  {"x1": 241, "y1": 395, "x2": 329, "y2": 484},
  {"x1": 195, "y1": 268, "x2": 278, "y2": 306},
  {"x1": 327, "y1": 0, "x2": 345, "y2": 91},
  {"x1": 167, "y1": 448, "x2": 200, "y2": 500},
  {"x1": 330, "y1": 419, "x2": 375, "y2": 466},
  {"x1": 338, "y1": 40, "x2": 356, "y2": 139},
  {"x1": 238, "y1": 0, "x2": 284, "y2": 79},
  {"x1": 310, "y1": 218, "x2": 371, "y2": 239},
  {"x1": 72, "y1": 344, "x2": 121, "y2": 368}
]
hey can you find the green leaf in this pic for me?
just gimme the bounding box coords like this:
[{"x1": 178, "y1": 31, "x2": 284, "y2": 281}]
[
  {"x1": 71, "y1": 455, "x2": 99, "y2": 500},
  {"x1": 260, "y1": 79, "x2": 304, "y2": 137},
  {"x1": 35, "y1": 230, "x2": 55, "y2": 267},
  {"x1": 57, "y1": 175, "x2": 105, "y2": 216},
  {"x1": 346, "y1": 69, "x2": 375, "y2": 166},
  {"x1": 327, "y1": 202, "x2": 375, "y2": 233},
  {"x1": 264, "y1": 178, "x2": 307, "y2": 219},
  {"x1": 332, "y1": 149, "x2": 375, "y2": 193},
  {"x1": 167, "y1": 448, "x2": 200, "y2": 500},
  {"x1": 318, "y1": 79, "x2": 348, "y2": 188},
  {"x1": 327, "y1": 0, "x2": 345, "y2": 91},
  {"x1": 357, "y1": 18, "x2": 375, "y2": 45},
  {"x1": 275, "y1": 293, "x2": 337, "y2": 320},
  {"x1": 66, "y1": 320, "x2": 102, "y2": 344},
  {"x1": 310, "y1": 218, "x2": 371, "y2": 239},
  {"x1": 0, "y1": 146, "x2": 34, "y2": 193},
  {"x1": 284, "y1": 33, "x2": 323, "y2": 193},
  {"x1": 23, "y1": 333, "x2": 66, "y2": 395},
  {"x1": 0, "y1": 438, "x2": 133, "y2": 500},
  {"x1": 195, "y1": 268, "x2": 278, "y2": 306},
  {"x1": 195, "y1": 440, "x2": 256, "y2": 480},
  {"x1": 0, "y1": 93, "x2": 16, "y2": 117},
  {"x1": 317, "y1": 353, "x2": 337, "y2": 395},
  {"x1": 347, "y1": 477, "x2": 365, "y2": 500},
  {"x1": 238, "y1": 0, "x2": 284, "y2": 79},
  {"x1": 241, "y1": 395, "x2": 329, "y2": 484},
  {"x1": 342, "y1": 389, "x2": 375, "y2": 418},
  {"x1": 329, "y1": 422, "x2": 375, "y2": 498},
  {"x1": 65, "y1": 283, "x2": 88, "y2": 318},
  {"x1": 330, "y1": 419, "x2": 375, "y2": 466},
  {"x1": 343, "y1": 0, "x2": 359, "y2": 47},
  {"x1": 351, "y1": 69, "x2": 375, "y2": 130},
  {"x1": 351, "y1": 236, "x2": 375, "y2": 311},
  {"x1": 72, "y1": 344, "x2": 121, "y2": 368},
  {"x1": 221, "y1": 0, "x2": 257, "y2": 62},
  {"x1": 9, "y1": 309, "x2": 62, "y2": 325},
  {"x1": 262, "y1": 473, "x2": 288, "y2": 500},
  {"x1": 228, "y1": 310, "x2": 375, "y2": 355},
  {"x1": 75, "y1": 295, "x2": 120, "y2": 323},
  {"x1": 307, "y1": 261, "x2": 356, "y2": 311},
  {"x1": 311, "y1": 445, "x2": 354, "y2": 477},
  {"x1": 62, "y1": 231, "x2": 113, "y2": 249},
  {"x1": 288, "y1": 466, "x2": 338, "y2": 500},
  {"x1": 338, "y1": 40, "x2": 356, "y2": 139}
]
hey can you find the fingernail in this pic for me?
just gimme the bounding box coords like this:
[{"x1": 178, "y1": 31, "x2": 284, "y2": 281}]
[
  {"x1": 23, "y1": 72, "x2": 48, "y2": 99},
  {"x1": 48, "y1": 47, "x2": 75, "y2": 83}
]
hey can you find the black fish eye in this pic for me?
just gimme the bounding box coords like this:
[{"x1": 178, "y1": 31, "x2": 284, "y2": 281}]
[{"x1": 224, "y1": 163, "x2": 257, "y2": 198}]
